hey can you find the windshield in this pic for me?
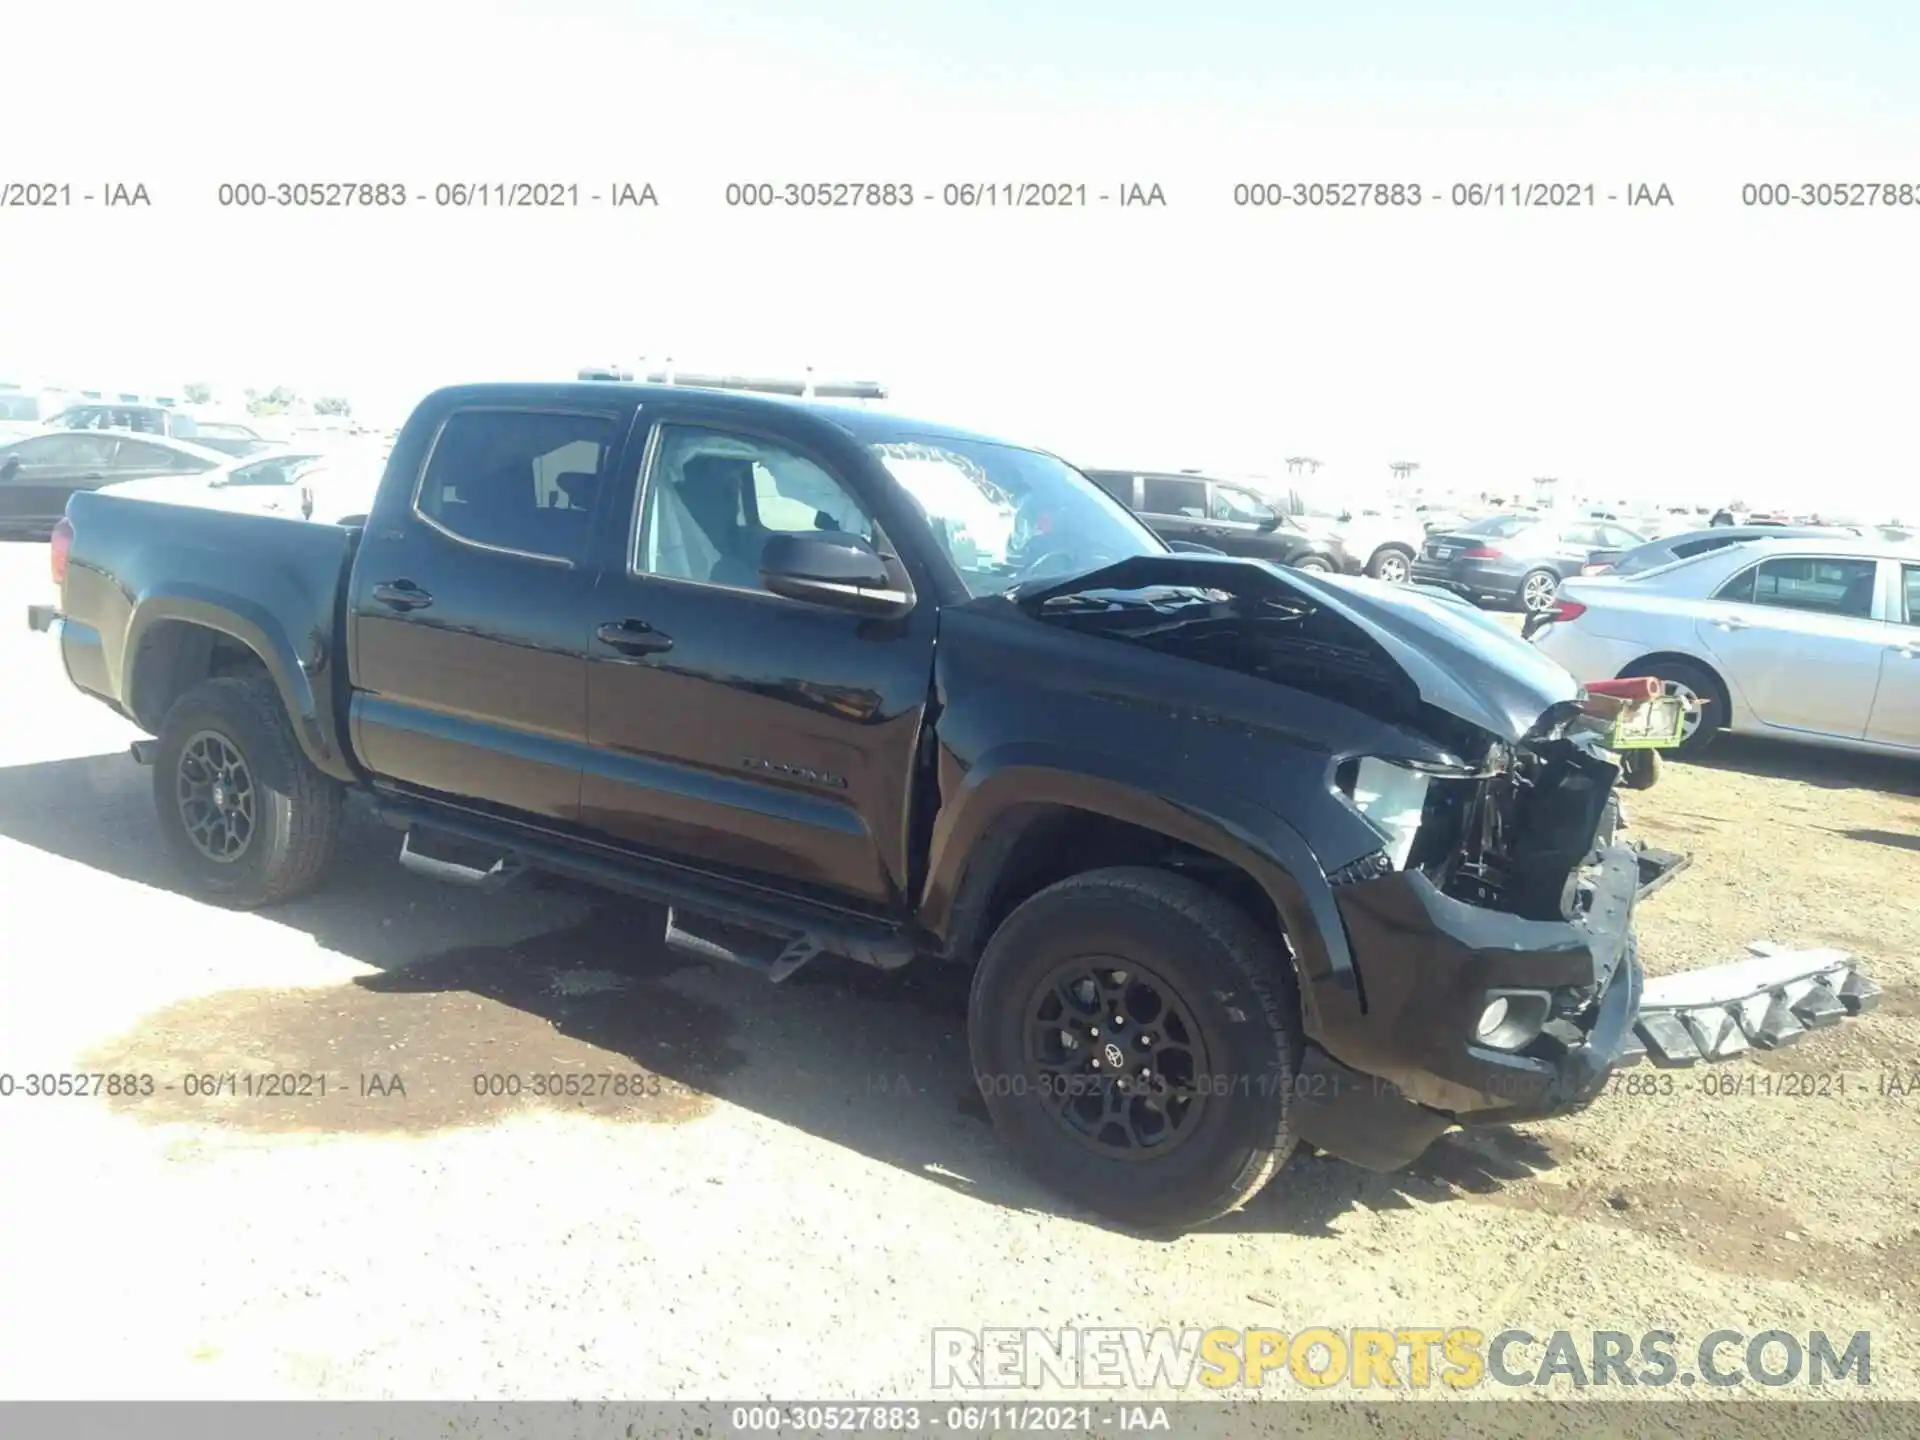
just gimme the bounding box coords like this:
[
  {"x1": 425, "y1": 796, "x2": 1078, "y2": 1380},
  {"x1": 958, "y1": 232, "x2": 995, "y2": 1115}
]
[
  {"x1": 870, "y1": 437, "x2": 1164, "y2": 596},
  {"x1": 1463, "y1": 514, "x2": 1537, "y2": 538}
]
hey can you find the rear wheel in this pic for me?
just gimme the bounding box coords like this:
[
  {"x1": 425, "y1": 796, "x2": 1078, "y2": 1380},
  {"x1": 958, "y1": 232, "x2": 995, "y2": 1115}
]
[
  {"x1": 968, "y1": 867, "x2": 1303, "y2": 1231},
  {"x1": 1518, "y1": 568, "x2": 1560, "y2": 613},
  {"x1": 1368, "y1": 547, "x2": 1412, "y2": 583},
  {"x1": 1626, "y1": 658, "x2": 1726, "y2": 757},
  {"x1": 153, "y1": 675, "x2": 345, "y2": 908}
]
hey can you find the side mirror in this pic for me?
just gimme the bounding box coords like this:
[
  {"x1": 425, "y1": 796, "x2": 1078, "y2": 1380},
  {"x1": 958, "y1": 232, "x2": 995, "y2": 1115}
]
[
  {"x1": 759, "y1": 532, "x2": 913, "y2": 618},
  {"x1": 1255, "y1": 512, "x2": 1282, "y2": 532},
  {"x1": 0, "y1": 455, "x2": 19, "y2": 482}
]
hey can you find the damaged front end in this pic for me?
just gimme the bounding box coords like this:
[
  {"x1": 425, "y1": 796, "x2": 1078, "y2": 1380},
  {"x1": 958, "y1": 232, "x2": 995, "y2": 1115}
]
[{"x1": 1014, "y1": 555, "x2": 1881, "y2": 1172}]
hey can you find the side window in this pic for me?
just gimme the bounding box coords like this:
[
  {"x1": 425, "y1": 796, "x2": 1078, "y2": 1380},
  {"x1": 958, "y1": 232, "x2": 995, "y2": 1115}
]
[
  {"x1": 1140, "y1": 476, "x2": 1206, "y2": 518},
  {"x1": 13, "y1": 433, "x2": 120, "y2": 467},
  {"x1": 1085, "y1": 472, "x2": 1136, "y2": 506},
  {"x1": 1211, "y1": 484, "x2": 1276, "y2": 525},
  {"x1": 636, "y1": 425, "x2": 876, "y2": 592},
  {"x1": 416, "y1": 408, "x2": 617, "y2": 563},
  {"x1": 112, "y1": 439, "x2": 190, "y2": 471},
  {"x1": 1903, "y1": 565, "x2": 1920, "y2": 625},
  {"x1": 227, "y1": 457, "x2": 295, "y2": 487},
  {"x1": 1748, "y1": 556, "x2": 1879, "y2": 619},
  {"x1": 1559, "y1": 523, "x2": 1605, "y2": 548},
  {"x1": 1600, "y1": 525, "x2": 1642, "y2": 549}
]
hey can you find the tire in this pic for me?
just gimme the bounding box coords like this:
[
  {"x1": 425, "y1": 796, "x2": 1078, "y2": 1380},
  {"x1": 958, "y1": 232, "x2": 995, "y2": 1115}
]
[
  {"x1": 1518, "y1": 568, "x2": 1560, "y2": 613},
  {"x1": 1293, "y1": 554, "x2": 1334, "y2": 573},
  {"x1": 1367, "y1": 547, "x2": 1413, "y2": 583},
  {"x1": 153, "y1": 674, "x2": 346, "y2": 908},
  {"x1": 1626, "y1": 658, "x2": 1726, "y2": 758},
  {"x1": 967, "y1": 866, "x2": 1304, "y2": 1231}
]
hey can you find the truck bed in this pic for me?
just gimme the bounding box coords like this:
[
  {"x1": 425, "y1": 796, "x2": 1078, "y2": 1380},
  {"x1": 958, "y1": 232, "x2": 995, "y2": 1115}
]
[{"x1": 56, "y1": 490, "x2": 362, "y2": 780}]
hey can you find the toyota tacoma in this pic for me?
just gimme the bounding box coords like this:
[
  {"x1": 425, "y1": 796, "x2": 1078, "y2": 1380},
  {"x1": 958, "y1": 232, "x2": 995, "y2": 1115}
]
[{"x1": 26, "y1": 381, "x2": 1879, "y2": 1230}]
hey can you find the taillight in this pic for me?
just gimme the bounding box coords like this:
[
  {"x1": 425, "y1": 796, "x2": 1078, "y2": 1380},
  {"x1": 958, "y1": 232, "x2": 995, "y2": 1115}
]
[
  {"x1": 1548, "y1": 599, "x2": 1586, "y2": 623},
  {"x1": 1460, "y1": 545, "x2": 1503, "y2": 559},
  {"x1": 1581, "y1": 562, "x2": 1614, "y2": 576},
  {"x1": 50, "y1": 517, "x2": 73, "y2": 587}
]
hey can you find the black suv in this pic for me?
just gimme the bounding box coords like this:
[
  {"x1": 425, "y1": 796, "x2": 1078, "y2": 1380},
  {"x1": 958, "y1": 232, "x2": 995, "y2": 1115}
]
[{"x1": 1083, "y1": 469, "x2": 1349, "y2": 572}]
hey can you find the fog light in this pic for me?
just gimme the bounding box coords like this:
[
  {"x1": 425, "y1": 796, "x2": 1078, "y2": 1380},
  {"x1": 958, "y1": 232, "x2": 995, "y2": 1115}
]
[
  {"x1": 1474, "y1": 990, "x2": 1552, "y2": 1051},
  {"x1": 1475, "y1": 998, "x2": 1510, "y2": 1039}
]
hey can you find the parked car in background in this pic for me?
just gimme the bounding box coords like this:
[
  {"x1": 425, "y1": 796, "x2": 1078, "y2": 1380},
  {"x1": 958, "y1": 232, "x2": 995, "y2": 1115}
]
[
  {"x1": 0, "y1": 430, "x2": 230, "y2": 538},
  {"x1": 1584, "y1": 524, "x2": 1858, "y2": 577},
  {"x1": 1528, "y1": 537, "x2": 1920, "y2": 757},
  {"x1": 0, "y1": 389, "x2": 75, "y2": 439},
  {"x1": 1082, "y1": 469, "x2": 1348, "y2": 571},
  {"x1": 44, "y1": 402, "x2": 270, "y2": 457},
  {"x1": 93, "y1": 447, "x2": 327, "y2": 518},
  {"x1": 1412, "y1": 513, "x2": 1647, "y2": 613}
]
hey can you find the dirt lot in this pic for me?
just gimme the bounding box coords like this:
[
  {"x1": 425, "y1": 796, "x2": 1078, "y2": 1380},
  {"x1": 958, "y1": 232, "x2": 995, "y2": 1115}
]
[{"x1": 1, "y1": 538, "x2": 1915, "y2": 1409}]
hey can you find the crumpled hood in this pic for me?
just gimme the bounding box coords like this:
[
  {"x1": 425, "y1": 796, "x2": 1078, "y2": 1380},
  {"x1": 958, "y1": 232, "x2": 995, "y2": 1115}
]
[{"x1": 1015, "y1": 553, "x2": 1579, "y2": 744}]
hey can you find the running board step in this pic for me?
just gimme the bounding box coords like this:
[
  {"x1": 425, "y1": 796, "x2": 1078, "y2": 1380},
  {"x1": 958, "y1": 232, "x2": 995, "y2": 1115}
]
[
  {"x1": 664, "y1": 907, "x2": 821, "y2": 983},
  {"x1": 397, "y1": 827, "x2": 525, "y2": 890}
]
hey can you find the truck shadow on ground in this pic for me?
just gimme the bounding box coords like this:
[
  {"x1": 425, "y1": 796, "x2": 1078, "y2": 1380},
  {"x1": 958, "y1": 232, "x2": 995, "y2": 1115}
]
[{"x1": 0, "y1": 749, "x2": 1564, "y2": 1239}]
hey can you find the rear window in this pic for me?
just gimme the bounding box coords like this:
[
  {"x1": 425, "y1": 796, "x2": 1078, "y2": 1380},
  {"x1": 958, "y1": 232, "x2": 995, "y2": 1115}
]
[
  {"x1": 1462, "y1": 514, "x2": 1535, "y2": 538},
  {"x1": 415, "y1": 408, "x2": 618, "y2": 563}
]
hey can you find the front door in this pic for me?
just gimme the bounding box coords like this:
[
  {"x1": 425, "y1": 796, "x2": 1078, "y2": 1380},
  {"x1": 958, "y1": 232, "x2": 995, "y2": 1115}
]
[
  {"x1": 347, "y1": 401, "x2": 627, "y2": 823},
  {"x1": 1696, "y1": 553, "x2": 1887, "y2": 740},
  {"x1": 0, "y1": 432, "x2": 123, "y2": 528},
  {"x1": 580, "y1": 414, "x2": 938, "y2": 909}
]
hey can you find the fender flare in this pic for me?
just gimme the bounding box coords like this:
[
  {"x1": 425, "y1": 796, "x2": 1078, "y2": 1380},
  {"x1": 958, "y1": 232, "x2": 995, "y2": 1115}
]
[
  {"x1": 123, "y1": 586, "x2": 352, "y2": 782},
  {"x1": 922, "y1": 741, "x2": 1361, "y2": 1035}
]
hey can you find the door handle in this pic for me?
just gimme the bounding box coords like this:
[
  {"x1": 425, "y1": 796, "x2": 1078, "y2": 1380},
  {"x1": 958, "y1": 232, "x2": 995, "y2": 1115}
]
[
  {"x1": 1891, "y1": 644, "x2": 1920, "y2": 659},
  {"x1": 595, "y1": 619, "x2": 673, "y2": 655},
  {"x1": 372, "y1": 580, "x2": 434, "y2": 612},
  {"x1": 1711, "y1": 615, "x2": 1750, "y2": 631}
]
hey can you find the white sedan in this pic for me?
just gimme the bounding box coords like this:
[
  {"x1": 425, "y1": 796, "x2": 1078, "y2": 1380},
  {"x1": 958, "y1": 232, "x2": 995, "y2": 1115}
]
[{"x1": 1528, "y1": 536, "x2": 1920, "y2": 758}]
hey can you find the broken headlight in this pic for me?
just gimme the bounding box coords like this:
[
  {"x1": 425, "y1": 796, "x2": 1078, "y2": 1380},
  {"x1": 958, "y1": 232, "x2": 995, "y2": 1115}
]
[{"x1": 1336, "y1": 757, "x2": 1440, "y2": 870}]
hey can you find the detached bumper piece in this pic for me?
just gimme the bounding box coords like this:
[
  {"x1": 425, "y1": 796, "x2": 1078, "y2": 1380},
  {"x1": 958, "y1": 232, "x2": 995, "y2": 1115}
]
[{"x1": 1622, "y1": 943, "x2": 1881, "y2": 1067}]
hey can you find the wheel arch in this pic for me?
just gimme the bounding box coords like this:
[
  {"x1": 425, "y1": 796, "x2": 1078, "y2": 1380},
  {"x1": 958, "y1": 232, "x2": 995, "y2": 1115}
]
[
  {"x1": 1616, "y1": 649, "x2": 1735, "y2": 732},
  {"x1": 122, "y1": 597, "x2": 353, "y2": 782},
  {"x1": 922, "y1": 753, "x2": 1358, "y2": 1037}
]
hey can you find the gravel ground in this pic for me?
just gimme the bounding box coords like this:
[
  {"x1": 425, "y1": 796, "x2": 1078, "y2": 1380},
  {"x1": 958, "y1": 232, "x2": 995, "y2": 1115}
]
[{"x1": 0, "y1": 540, "x2": 1914, "y2": 1410}]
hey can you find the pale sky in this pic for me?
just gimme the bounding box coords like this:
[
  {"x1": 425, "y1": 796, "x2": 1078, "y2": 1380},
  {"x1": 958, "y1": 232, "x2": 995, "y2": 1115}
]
[{"x1": 5, "y1": 0, "x2": 1918, "y2": 516}]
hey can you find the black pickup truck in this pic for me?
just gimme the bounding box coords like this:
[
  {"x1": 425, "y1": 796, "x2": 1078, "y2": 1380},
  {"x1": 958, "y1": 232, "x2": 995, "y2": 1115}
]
[{"x1": 28, "y1": 382, "x2": 1879, "y2": 1230}]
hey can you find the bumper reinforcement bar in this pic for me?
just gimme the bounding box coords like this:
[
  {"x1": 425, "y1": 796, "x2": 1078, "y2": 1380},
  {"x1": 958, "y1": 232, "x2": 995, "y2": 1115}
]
[{"x1": 1621, "y1": 942, "x2": 1881, "y2": 1067}]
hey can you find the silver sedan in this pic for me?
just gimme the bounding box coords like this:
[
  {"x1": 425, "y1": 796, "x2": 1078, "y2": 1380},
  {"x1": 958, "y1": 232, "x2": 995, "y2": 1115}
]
[{"x1": 1528, "y1": 536, "x2": 1920, "y2": 758}]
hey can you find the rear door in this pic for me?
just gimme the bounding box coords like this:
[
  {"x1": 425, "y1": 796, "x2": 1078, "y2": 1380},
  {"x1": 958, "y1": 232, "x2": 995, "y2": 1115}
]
[
  {"x1": 0, "y1": 432, "x2": 124, "y2": 526},
  {"x1": 1136, "y1": 475, "x2": 1212, "y2": 549},
  {"x1": 347, "y1": 401, "x2": 629, "y2": 822},
  {"x1": 1695, "y1": 553, "x2": 1886, "y2": 739},
  {"x1": 1866, "y1": 562, "x2": 1920, "y2": 749},
  {"x1": 578, "y1": 403, "x2": 939, "y2": 908}
]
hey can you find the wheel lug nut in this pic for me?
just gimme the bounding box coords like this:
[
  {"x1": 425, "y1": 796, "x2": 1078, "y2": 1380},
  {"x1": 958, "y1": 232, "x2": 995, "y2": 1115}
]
[{"x1": 1089, "y1": 1027, "x2": 1100, "y2": 1038}]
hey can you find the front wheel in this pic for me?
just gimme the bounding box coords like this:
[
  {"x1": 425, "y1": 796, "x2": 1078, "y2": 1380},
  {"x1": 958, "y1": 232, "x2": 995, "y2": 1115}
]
[
  {"x1": 153, "y1": 674, "x2": 346, "y2": 908},
  {"x1": 1293, "y1": 554, "x2": 1334, "y2": 574},
  {"x1": 968, "y1": 867, "x2": 1304, "y2": 1231}
]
